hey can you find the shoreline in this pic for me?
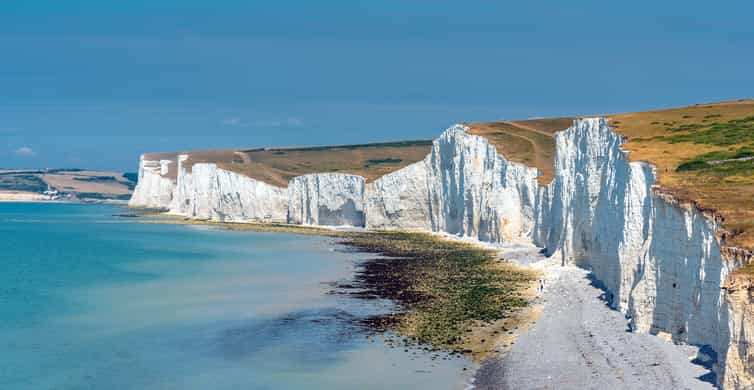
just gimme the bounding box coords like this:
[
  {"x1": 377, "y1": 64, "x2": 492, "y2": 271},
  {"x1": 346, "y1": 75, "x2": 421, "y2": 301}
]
[
  {"x1": 127, "y1": 212, "x2": 541, "y2": 363},
  {"x1": 135, "y1": 213, "x2": 722, "y2": 389},
  {"x1": 0, "y1": 204, "x2": 476, "y2": 390},
  {"x1": 76, "y1": 206, "x2": 719, "y2": 388}
]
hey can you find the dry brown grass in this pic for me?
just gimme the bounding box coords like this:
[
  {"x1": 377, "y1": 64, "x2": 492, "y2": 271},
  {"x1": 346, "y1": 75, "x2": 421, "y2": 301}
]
[
  {"x1": 467, "y1": 118, "x2": 573, "y2": 184},
  {"x1": 510, "y1": 118, "x2": 575, "y2": 135},
  {"x1": 42, "y1": 170, "x2": 132, "y2": 195},
  {"x1": 608, "y1": 99, "x2": 754, "y2": 249},
  {"x1": 145, "y1": 141, "x2": 432, "y2": 187}
]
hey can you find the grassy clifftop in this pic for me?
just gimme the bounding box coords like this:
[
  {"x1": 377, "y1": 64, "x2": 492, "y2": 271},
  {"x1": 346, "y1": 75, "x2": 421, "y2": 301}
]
[
  {"x1": 144, "y1": 140, "x2": 432, "y2": 187},
  {"x1": 611, "y1": 99, "x2": 754, "y2": 249},
  {"x1": 466, "y1": 118, "x2": 572, "y2": 185},
  {"x1": 470, "y1": 99, "x2": 754, "y2": 250}
]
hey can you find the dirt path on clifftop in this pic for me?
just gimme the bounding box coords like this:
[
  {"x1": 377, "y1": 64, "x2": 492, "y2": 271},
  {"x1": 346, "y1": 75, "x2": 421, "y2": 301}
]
[
  {"x1": 473, "y1": 256, "x2": 716, "y2": 390},
  {"x1": 507, "y1": 121, "x2": 558, "y2": 138}
]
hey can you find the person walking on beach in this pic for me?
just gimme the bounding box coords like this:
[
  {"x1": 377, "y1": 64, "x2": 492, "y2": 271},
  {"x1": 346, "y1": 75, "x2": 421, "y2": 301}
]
[{"x1": 539, "y1": 279, "x2": 544, "y2": 292}]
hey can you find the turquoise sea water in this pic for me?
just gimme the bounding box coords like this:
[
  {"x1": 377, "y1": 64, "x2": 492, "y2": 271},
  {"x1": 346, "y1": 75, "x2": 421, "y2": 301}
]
[{"x1": 0, "y1": 202, "x2": 472, "y2": 390}]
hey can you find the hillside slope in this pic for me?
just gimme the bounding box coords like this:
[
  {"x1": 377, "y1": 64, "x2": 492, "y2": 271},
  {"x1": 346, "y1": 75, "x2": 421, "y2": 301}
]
[{"x1": 0, "y1": 169, "x2": 135, "y2": 201}]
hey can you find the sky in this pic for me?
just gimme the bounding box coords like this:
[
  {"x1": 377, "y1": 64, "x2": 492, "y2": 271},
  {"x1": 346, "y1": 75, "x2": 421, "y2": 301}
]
[{"x1": 1, "y1": 1, "x2": 753, "y2": 172}]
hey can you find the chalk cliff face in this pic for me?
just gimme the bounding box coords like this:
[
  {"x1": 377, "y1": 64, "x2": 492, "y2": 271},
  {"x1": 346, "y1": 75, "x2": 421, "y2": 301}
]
[
  {"x1": 724, "y1": 273, "x2": 754, "y2": 390},
  {"x1": 128, "y1": 156, "x2": 174, "y2": 209},
  {"x1": 533, "y1": 118, "x2": 734, "y2": 384},
  {"x1": 365, "y1": 125, "x2": 538, "y2": 241},
  {"x1": 365, "y1": 120, "x2": 738, "y2": 386},
  {"x1": 365, "y1": 159, "x2": 432, "y2": 230},
  {"x1": 168, "y1": 155, "x2": 288, "y2": 222},
  {"x1": 287, "y1": 173, "x2": 365, "y2": 226},
  {"x1": 426, "y1": 125, "x2": 538, "y2": 242},
  {"x1": 129, "y1": 118, "x2": 752, "y2": 388}
]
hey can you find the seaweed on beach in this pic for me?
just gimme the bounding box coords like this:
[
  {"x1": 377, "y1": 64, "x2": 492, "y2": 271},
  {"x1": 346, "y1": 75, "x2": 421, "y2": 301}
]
[{"x1": 334, "y1": 231, "x2": 538, "y2": 353}]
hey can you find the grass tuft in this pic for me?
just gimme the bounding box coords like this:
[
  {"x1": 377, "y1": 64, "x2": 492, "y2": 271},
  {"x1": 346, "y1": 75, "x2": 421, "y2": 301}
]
[{"x1": 658, "y1": 117, "x2": 754, "y2": 146}]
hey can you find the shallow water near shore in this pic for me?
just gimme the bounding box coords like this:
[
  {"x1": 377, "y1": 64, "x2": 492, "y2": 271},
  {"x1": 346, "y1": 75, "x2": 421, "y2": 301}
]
[{"x1": 0, "y1": 203, "x2": 473, "y2": 389}]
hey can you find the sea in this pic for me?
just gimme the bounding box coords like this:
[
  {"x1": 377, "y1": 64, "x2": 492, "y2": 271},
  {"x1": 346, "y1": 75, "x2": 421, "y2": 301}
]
[{"x1": 0, "y1": 202, "x2": 473, "y2": 389}]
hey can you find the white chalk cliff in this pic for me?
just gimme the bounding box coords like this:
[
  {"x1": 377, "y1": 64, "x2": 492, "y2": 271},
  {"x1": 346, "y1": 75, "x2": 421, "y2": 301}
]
[
  {"x1": 168, "y1": 155, "x2": 288, "y2": 222},
  {"x1": 287, "y1": 173, "x2": 365, "y2": 226},
  {"x1": 365, "y1": 159, "x2": 432, "y2": 230},
  {"x1": 533, "y1": 119, "x2": 734, "y2": 385},
  {"x1": 723, "y1": 270, "x2": 754, "y2": 390},
  {"x1": 129, "y1": 118, "x2": 752, "y2": 388},
  {"x1": 366, "y1": 125, "x2": 538, "y2": 241},
  {"x1": 426, "y1": 126, "x2": 538, "y2": 242},
  {"x1": 128, "y1": 156, "x2": 175, "y2": 209}
]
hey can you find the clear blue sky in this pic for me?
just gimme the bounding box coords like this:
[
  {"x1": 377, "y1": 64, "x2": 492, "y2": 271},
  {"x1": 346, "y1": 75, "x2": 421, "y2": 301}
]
[{"x1": 1, "y1": 0, "x2": 752, "y2": 172}]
